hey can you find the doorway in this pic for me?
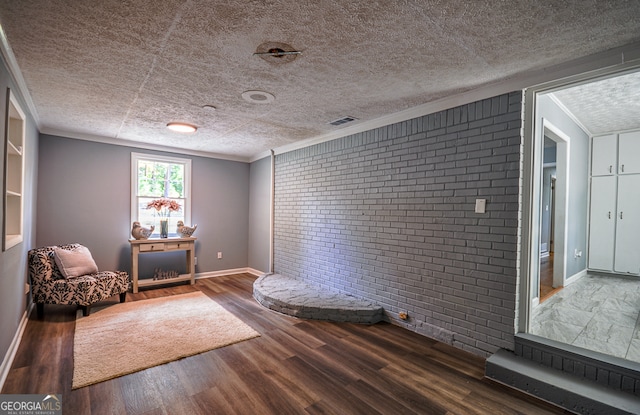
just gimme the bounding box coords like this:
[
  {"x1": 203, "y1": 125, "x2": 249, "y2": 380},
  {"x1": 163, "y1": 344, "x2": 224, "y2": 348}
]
[
  {"x1": 539, "y1": 177, "x2": 558, "y2": 301},
  {"x1": 537, "y1": 121, "x2": 569, "y2": 301},
  {"x1": 522, "y1": 66, "x2": 640, "y2": 363},
  {"x1": 539, "y1": 137, "x2": 558, "y2": 301}
]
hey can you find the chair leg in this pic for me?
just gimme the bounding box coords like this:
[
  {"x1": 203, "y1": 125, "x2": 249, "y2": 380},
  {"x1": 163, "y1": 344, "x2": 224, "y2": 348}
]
[
  {"x1": 119, "y1": 292, "x2": 127, "y2": 303},
  {"x1": 81, "y1": 305, "x2": 91, "y2": 316},
  {"x1": 36, "y1": 303, "x2": 44, "y2": 319}
]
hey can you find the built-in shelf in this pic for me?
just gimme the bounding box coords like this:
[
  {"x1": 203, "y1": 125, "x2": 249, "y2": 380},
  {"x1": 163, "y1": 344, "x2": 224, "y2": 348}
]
[
  {"x1": 5, "y1": 234, "x2": 21, "y2": 247},
  {"x1": 3, "y1": 89, "x2": 25, "y2": 251},
  {"x1": 7, "y1": 140, "x2": 22, "y2": 156}
]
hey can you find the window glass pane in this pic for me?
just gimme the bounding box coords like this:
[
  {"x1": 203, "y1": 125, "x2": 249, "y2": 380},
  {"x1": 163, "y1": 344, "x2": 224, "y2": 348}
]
[{"x1": 137, "y1": 160, "x2": 184, "y2": 198}]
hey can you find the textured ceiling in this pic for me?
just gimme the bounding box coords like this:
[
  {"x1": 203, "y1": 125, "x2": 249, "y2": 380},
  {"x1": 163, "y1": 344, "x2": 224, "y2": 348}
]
[
  {"x1": 0, "y1": 1, "x2": 639, "y2": 160},
  {"x1": 551, "y1": 70, "x2": 640, "y2": 135}
]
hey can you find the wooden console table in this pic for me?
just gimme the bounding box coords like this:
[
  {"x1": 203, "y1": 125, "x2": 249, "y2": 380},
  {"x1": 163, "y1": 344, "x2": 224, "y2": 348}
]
[{"x1": 129, "y1": 237, "x2": 196, "y2": 293}]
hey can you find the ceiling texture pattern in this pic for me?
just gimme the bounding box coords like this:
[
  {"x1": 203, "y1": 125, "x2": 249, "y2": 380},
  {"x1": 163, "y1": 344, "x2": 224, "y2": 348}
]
[
  {"x1": 551, "y1": 70, "x2": 640, "y2": 135},
  {"x1": 0, "y1": 1, "x2": 639, "y2": 160}
]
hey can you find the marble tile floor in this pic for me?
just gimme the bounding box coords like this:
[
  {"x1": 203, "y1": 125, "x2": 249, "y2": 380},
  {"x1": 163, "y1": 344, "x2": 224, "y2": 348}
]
[{"x1": 530, "y1": 273, "x2": 640, "y2": 363}]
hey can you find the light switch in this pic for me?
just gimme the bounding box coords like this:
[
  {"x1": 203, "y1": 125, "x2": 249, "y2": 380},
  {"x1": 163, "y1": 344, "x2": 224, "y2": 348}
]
[{"x1": 475, "y1": 199, "x2": 486, "y2": 214}]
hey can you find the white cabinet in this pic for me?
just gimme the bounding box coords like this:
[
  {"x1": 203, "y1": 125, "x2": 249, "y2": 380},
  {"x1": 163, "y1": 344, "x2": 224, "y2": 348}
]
[
  {"x1": 592, "y1": 132, "x2": 640, "y2": 176},
  {"x1": 614, "y1": 175, "x2": 640, "y2": 274},
  {"x1": 618, "y1": 131, "x2": 640, "y2": 174},
  {"x1": 588, "y1": 176, "x2": 616, "y2": 271},
  {"x1": 591, "y1": 134, "x2": 617, "y2": 176},
  {"x1": 588, "y1": 130, "x2": 640, "y2": 275}
]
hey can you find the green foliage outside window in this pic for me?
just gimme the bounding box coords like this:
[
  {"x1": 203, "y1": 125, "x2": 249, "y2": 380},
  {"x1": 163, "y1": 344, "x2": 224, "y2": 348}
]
[{"x1": 137, "y1": 160, "x2": 184, "y2": 198}]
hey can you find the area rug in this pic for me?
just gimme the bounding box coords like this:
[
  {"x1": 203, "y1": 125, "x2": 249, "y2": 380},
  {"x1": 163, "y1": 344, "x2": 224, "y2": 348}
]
[{"x1": 72, "y1": 291, "x2": 260, "y2": 389}]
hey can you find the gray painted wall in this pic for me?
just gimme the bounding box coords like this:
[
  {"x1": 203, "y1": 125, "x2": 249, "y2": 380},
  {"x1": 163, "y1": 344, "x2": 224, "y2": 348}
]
[
  {"x1": 0, "y1": 57, "x2": 39, "y2": 372},
  {"x1": 248, "y1": 155, "x2": 271, "y2": 273},
  {"x1": 537, "y1": 95, "x2": 589, "y2": 279},
  {"x1": 274, "y1": 92, "x2": 523, "y2": 357},
  {"x1": 37, "y1": 135, "x2": 250, "y2": 278}
]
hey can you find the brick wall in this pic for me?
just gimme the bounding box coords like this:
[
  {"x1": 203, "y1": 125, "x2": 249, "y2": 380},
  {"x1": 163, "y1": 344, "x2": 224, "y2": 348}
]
[{"x1": 274, "y1": 91, "x2": 523, "y2": 356}]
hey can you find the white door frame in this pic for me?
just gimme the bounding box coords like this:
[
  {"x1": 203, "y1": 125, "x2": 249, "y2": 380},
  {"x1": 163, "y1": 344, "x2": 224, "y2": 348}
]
[{"x1": 528, "y1": 116, "x2": 570, "y2": 308}]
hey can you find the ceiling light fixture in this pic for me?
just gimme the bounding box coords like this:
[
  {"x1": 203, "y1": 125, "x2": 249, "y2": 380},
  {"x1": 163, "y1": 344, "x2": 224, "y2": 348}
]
[{"x1": 166, "y1": 122, "x2": 197, "y2": 133}]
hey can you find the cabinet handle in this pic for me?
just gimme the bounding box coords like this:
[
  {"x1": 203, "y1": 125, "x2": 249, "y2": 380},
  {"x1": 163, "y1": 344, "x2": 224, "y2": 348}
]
[
  {"x1": 621, "y1": 164, "x2": 625, "y2": 173},
  {"x1": 608, "y1": 211, "x2": 611, "y2": 219},
  {"x1": 609, "y1": 165, "x2": 613, "y2": 173},
  {"x1": 620, "y1": 212, "x2": 623, "y2": 220}
]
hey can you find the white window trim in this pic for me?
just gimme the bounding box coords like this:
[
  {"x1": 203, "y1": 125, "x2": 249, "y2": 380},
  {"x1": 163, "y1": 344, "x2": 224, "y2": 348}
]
[{"x1": 130, "y1": 152, "x2": 192, "y2": 228}]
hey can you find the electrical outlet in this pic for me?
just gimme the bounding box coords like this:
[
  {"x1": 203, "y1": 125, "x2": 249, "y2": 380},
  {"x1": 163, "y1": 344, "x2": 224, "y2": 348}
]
[{"x1": 217, "y1": 252, "x2": 222, "y2": 259}]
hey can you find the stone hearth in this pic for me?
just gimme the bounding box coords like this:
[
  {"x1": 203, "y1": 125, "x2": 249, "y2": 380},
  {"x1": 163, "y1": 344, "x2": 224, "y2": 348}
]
[{"x1": 253, "y1": 273, "x2": 383, "y2": 324}]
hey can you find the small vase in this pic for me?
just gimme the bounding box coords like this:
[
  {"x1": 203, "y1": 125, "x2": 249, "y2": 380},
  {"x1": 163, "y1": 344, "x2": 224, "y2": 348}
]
[{"x1": 160, "y1": 219, "x2": 169, "y2": 238}]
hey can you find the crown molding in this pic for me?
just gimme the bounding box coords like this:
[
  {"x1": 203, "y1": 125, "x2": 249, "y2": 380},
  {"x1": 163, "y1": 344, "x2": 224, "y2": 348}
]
[
  {"x1": 40, "y1": 127, "x2": 251, "y2": 163},
  {"x1": 0, "y1": 23, "x2": 40, "y2": 127},
  {"x1": 546, "y1": 93, "x2": 592, "y2": 137}
]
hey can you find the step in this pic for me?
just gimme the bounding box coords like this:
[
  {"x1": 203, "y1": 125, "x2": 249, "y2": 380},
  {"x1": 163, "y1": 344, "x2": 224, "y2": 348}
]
[{"x1": 486, "y1": 349, "x2": 640, "y2": 415}]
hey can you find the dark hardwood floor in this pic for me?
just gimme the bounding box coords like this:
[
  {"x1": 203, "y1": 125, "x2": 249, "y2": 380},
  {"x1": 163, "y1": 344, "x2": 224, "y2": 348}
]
[
  {"x1": 2, "y1": 274, "x2": 571, "y2": 414},
  {"x1": 540, "y1": 253, "x2": 563, "y2": 302}
]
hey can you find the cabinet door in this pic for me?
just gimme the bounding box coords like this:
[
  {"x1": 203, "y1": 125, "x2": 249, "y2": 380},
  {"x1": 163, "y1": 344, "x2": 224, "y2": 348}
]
[
  {"x1": 614, "y1": 174, "x2": 640, "y2": 274},
  {"x1": 591, "y1": 134, "x2": 617, "y2": 176},
  {"x1": 618, "y1": 131, "x2": 640, "y2": 174},
  {"x1": 588, "y1": 176, "x2": 617, "y2": 271}
]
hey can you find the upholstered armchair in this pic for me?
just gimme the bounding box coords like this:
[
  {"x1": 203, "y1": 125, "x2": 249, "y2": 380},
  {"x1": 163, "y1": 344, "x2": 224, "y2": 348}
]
[{"x1": 28, "y1": 243, "x2": 130, "y2": 317}]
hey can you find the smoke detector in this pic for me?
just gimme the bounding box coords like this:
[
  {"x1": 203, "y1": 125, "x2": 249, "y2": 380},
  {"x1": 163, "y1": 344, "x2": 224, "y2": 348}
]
[{"x1": 242, "y1": 90, "x2": 275, "y2": 104}]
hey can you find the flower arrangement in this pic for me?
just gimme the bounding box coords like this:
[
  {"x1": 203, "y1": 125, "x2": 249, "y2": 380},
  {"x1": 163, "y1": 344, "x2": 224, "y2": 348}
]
[
  {"x1": 146, "y1": 198, "x2": 181, "y2": 238},
  {"x1": 146, "y1": 198, "x2": 181, "y2": 218}
]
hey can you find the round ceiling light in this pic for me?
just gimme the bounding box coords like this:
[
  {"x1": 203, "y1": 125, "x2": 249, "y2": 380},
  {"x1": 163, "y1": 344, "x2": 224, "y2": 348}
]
[
  {"x1": 241, "y1": 90, "x2": 275, "y2": 104},
  {"x1": 167, "y1": 122, "x2": 197, "y2": 133}
]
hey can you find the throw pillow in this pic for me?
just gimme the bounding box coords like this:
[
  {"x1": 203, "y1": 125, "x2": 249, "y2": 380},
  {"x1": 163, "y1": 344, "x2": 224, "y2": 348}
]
[{"x1": 54, "y1": 245, "x2": 99, "y2": 278}]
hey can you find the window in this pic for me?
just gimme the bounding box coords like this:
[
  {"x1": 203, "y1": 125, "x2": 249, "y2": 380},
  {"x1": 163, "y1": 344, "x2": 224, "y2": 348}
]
[{"x1": 131, "y1": 153, "x2": 191, "y2": 238}]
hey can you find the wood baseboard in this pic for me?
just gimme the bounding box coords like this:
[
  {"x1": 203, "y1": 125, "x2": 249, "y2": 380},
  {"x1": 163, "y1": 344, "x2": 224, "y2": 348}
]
[{"x1": 0, "y1": 304, "x2": 32, "y2": 391}]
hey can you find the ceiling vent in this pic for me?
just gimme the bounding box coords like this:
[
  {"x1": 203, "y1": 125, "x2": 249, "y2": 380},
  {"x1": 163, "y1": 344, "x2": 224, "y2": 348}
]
[{"x1": 329, "y1": 116, "x2": 357, "y2": 126}]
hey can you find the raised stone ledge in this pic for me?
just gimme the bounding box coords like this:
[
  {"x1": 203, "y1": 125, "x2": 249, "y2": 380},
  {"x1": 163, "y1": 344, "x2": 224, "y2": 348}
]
[{"x1": 253, "y1": 273, "x2": 384, "y2": 324}]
